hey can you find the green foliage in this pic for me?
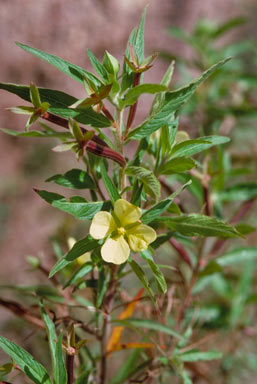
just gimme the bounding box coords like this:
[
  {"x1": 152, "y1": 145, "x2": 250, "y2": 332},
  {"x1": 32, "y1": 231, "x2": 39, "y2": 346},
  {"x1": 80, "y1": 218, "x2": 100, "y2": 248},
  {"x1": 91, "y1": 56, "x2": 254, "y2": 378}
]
[
  {"x1": 46, "y1": 169, "x2": 95, "y2": 190},
  {"x1": 0, "y1": 10, "x2": 256, "y2": 384},
  {"x1": 0, "y1": 336, "x2": 52, "y2": 384}
]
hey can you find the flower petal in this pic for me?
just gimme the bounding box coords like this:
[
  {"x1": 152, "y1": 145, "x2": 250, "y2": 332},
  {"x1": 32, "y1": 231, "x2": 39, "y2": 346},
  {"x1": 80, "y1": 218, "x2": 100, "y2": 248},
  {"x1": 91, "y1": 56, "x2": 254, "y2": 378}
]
[
  {"x1": 101, "y1": 236, "x2": 130, "y2": 264},
  {"x1": 127, "y1": 224, "x2": 157, "y2": 252},
  {"x1": 114, "y1": 199, "x2": 141, "y2": 226},
  {"x1": 89, "y1": 211, "x2": 116, "y2": 239}
]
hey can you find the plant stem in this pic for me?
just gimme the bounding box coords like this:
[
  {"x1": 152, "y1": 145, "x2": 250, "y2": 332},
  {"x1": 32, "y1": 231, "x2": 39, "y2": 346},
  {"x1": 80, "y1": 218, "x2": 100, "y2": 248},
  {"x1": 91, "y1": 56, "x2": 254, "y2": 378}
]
[
  {"x1": 203, "y1": 184, "x2": 210, "y2": 216},
  {"x1": 42, "y1": 112, "x2": 126, "y2": 167},
  {"x1": 169, "y1": 237, "x2": 192, "y2": 267},
  {"x1": 66, "y1": 354, "x2": 74, "y2": 384},
  {"x1": 123, "y1": 73, "x2": 141, "y2": 140},
  {"x1": 100, "y1": 265, "x2": 118, "y2": 384}
]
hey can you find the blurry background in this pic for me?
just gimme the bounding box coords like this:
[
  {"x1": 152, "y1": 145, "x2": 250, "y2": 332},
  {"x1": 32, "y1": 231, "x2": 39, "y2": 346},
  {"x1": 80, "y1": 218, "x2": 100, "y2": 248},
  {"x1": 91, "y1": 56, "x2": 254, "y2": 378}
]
[{"x1": 0, "y1": 0, "x2": 256, "y2": 381}]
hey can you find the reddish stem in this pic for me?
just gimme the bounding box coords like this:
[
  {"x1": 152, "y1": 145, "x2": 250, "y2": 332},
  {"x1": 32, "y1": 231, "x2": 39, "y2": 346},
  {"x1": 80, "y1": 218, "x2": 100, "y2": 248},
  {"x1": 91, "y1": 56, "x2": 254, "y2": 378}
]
[
  {"x1": 102, "y1": 104, "x2": 115, "y2": 123},
  {"x1": 66, "y1": 354, "x2": 74, "y2": 384},
  {"x1": 203, "y1": 184, "x2": 210, "y2": 216},
  {"x1": 169, "y1": 237, "x2": 192, "y2": 267},
  {"x1": 123, "y1": 73, "x2": 141, "y2": 139},
  {"x1": 42, "y1": 112, "x2": 126, "y2": 167}
]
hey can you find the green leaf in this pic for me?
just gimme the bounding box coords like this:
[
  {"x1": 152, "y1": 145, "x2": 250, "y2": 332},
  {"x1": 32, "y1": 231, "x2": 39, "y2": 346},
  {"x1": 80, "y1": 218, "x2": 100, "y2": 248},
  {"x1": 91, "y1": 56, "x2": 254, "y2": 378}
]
[
  {"x1": 46, "y1": 169, "x2": 95, "y2": 190},
  {"x1": 1, "y1": 82, "x2": 76, "y2": 108},
  {"x1": 47, "y1": 106, "x2": 111, "y2": 128},
  {"x1": 0, "y1": 336, "x2": 52, "y2": 384},
  {"x1": 171, "y1": 136, "x2": 230, "y2": 159},
  {"x1": 141, "y1": 251, "x2": 167, "y2": 293},
  {"x1": 1, "y1": 126, "x2": 72, "y2": 140},
  {"x1": 121, "y1": 84, "x2": 167, "y2": 107},
  {"x1": 112, "y1": 318, "x2": 182, "y2": 340},
  {"x1": 129, "y1": 260, "x2": 157, "y2": 306},
  {"x1": 218, "y1": 182, "x2": 257, "y2": 202},
  {"x1": 101, "y1": 164, "x2": 120, "y2": 203},
  {"x1": 212, "y1": 17, "x2": 247, "y2": 39},
  {"x1": 103, "y1": 51, "x2": 120, "y2": 76},
  {"x1": 55, "y1": 334, "x2": 67, "y2": 384},
  {"x1": 40, "y1": 303, "x2": 67, "y2": 384},
  {"x1": 110, "y1": 349, "x2": 142, "y2": 384},
  {"x1": 126, "y1": 166, "x2": 160, "y2": 199},
  {"x1": 135, "y1": 7, "x2": 147, "y2": 64},
  {"x1": 35, "y1": 189, "x2": 110, "y2": 220},
  {"x1": 52, "y1": 143, "x2": 77, "y2": 152},
  {"x1": 7, "y1": 105, "x2": 35, "y2": 114},
  {"x1": 63, "y1": 262, "x2": 93, "y2": 289},
  {"x1": 87, "y1": 48, "x2": 108, "y2": 81},
  {"x1": 217, "y1": 247, "x2": 257, "y2": 266},
  {"x1": 151, "y1": 61, "x2": 175, "y2": 115},
  {"x1": 128, "y1": 59, "x2": 231, "y2": 140},
  {"x1": 178, "y1": 349, "x2": 222, "y2": 362},
  {"x1": 157, "y1": 214, "x2": 240, "y2": 238},
  {"x1": 30, "y1": 83, "x2": 41, "y2": 107},
  {"x1": 0, "y1": 82, "x2": 111, "y2": 128},
  {"x1": 158, "y1": 157, "x2": 195, "y2": 174},
  {"x1": 40, "y1": 302, "x2": 57, "y2": 380},
  {"x1": 141, "y1": 181, "x2": 191, "y2": 224},
  {"x1": 96, "y1": 267, "x2": 110, "y2": 307},
  {"x1": 74, "y1": 370, "x2": 91, "y2": 384},
  {"x1": 198, "y1": 261, "x2": 223, "y2": 278},
  {"x1": 159, "y1": 118, "x2": 178, "y2": 155},
  {"x1": 235, "y1": 223, "x2": 256, "y2": 235},
  {"x1": 16, "y1": 42, "x2": 102, "y2": 88},
  {"x1": 49, "y1": 236, "x2": 100, "y2": 277}
]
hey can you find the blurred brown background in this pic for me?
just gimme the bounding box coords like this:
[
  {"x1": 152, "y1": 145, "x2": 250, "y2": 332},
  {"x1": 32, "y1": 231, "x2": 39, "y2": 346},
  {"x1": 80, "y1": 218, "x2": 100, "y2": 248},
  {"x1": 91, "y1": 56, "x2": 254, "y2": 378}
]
[{"x1": 0, "y1": 0, "x2": 256, "y2": 328}]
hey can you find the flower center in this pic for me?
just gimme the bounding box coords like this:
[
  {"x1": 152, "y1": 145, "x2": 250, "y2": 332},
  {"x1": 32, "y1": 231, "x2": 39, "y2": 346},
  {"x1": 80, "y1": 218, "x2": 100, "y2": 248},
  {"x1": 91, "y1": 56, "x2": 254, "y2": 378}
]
[{"x1": 117, "y1": 227, "x2": 126, "y2": 236}]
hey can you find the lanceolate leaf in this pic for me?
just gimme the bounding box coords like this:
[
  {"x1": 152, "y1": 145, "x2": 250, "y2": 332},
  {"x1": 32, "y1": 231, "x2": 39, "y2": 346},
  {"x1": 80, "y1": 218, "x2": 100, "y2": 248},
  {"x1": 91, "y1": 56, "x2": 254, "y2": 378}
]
[
  {"x1": 87, "y1": 48, "x2": 108, "y2": 81},
  {"x1": 1, "y1": 127, "x2": 71, "y2": 139},
  {"x1": 40, "y1": 302, "x2": 57, "y2": 380},
  {"x1": 218, "y1": 182, "x2": 257, "y2": 202},
  {"x1": 0, "y1": 82, "x2": 111, "y2": 128},
  {"x1": 0, "y1": 336, "x2": 52, "y2": 384},
  {"x1": 178, "y1": 349, "x2": 222, "y2": 362},
  {"x1": 0, "y1": 82, "x2": 76, "y2": 108},
  {"x1": 63, "y1": 262, "x2": 94, "y2": 289},
  {"x1": 128, "y1": 59, "x2": 231, "y2": 140},
  {"x1": 151, "y1": 61, "x2": 175, "y2": 115},
  {"x1": 16, "y1": 42, "x2": 102, "y2": 88},
  {"x1": 126, "y1": 166, "x2": 160, "y2": 199},
  {"x1": 101, "y1": 164, "x2": 120, "y2": 203},
  {"x1": 129, "y1": 260, "x2": 157, "y2": 306},
  {"x1": 157, "y1": 214, "x2": 240, "y2": 237},
  {"x1": 110, "y1": 349, "x2": 142, "y2": 384},
  {"x1": 217, "y1": 247, "x2": 257, "y2": 266},
  {"x1": 171, "y1": 136, "x2": 230, "y2": 159},
  {"x1": 35, "y1": 189, "x2": 110, "y2": 220},
  {"x1": 134, "y1": 7, "x2": 147, "y2": 64},
  {"x1": 141, "y1": 251, "x2": 167, "y2": 293},
  {"x1": 121, "y1": 84, "x2": 167, "y2": 107},
  {"x1": 141, "y1": 181, "x2": 191, "y2": 224},
  {"x1": 112, "y1": 318, "x2": 182, "y2": 340},
  {"x1": 158, "y1": 157, "x2": 195, "y2": 174},
  {"x1": 46, "y1": 169, "x2": 95, "y2": 190},
  {"x1": 55, "y1": 334, "x2": 67, "y2": 384},
  {"x1": 49, "y1": 236, "x2": 101, "y2": 277}
]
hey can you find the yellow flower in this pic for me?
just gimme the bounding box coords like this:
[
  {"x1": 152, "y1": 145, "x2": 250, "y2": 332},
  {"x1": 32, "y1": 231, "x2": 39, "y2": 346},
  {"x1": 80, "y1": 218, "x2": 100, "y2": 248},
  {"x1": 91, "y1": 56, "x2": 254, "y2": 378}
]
[{"x1": 89, "y1": 199, "x2": 157, "y2": 265}]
